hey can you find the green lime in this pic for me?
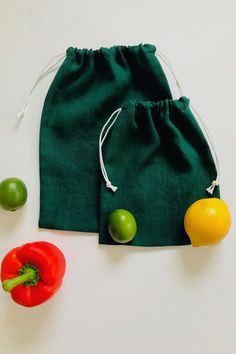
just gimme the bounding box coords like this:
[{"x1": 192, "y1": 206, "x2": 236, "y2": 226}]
[
  {"x1": 0, "y1": 178, "x2": 28, "y2": 211},
  {"x1": 108, "y1": 209, "x2": 137, "y2": 244}
]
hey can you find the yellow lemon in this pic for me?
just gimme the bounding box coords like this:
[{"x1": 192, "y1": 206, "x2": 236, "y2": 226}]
[{"x1": 184, "y1": 198, "x2": 231, "y2": 247}]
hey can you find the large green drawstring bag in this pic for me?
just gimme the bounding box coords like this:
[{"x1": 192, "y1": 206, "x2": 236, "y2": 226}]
[
  {"x1": 39, "y1": 44, "x2": 172, "y2": 232},
  {"x1": 98, "y1": 97, "x2": 220, "y2": 246}
]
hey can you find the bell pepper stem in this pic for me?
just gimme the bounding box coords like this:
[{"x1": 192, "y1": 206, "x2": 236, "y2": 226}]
[{"x1": 2, "y1": 267, "x2": 37, "y2": 292}]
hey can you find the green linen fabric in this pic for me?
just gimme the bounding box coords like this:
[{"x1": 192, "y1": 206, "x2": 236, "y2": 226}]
[
  {"x1": 39, "y1": 44, "x2": 172, "y2": 232},
  {"x1": 98, "y1": 97, "x2": 220, "y2": 246}
]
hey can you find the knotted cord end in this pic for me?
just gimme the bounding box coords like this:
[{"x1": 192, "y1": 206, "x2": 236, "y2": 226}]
[
  {"x1": 106, "y1": 180, "x2": 118, "y2": 192},
  {"x1": 16, "y1": 108, "x2": 25, "y2": 121},
  {"x1": 206, "y1": 179, "x2": 219, "y2": 195}
]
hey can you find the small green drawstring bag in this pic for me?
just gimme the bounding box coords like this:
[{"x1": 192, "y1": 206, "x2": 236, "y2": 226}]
[
  {"x1": 39, "y1": 44, "x2": 172, "y2": 232},
  {"x1": 98, "y1": 97, "x2": 220, "y2": 246}
]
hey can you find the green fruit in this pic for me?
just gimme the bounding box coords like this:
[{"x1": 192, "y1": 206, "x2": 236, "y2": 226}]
[
  {"x1": 0, "y1": 178, "x2": 28, "y2": 211},
  {"x1": 108, "y1": 209, "x2": 137, "y2": 244}
]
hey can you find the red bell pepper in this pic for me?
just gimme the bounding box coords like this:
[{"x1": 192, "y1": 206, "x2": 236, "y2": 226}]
[{"x1": 1, "y1": 241, "x2": 66, "y2": 307}]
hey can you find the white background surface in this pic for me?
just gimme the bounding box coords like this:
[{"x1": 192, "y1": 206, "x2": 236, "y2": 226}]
[{"x1": 0, "y1": 1, "x2": 235, "y2": 353}]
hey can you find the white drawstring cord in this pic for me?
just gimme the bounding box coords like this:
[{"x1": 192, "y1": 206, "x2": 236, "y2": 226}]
[
  {"x1": 99, "y1": 107, "x2": 122, "y2": 192},
  {"x1": 16, "y1": 52, "x2": 66, "y2": 120},
  {"x1": 156, "y1": 49, "x2": 220, "y2": 195},
  {"x1": 190, "y1": 105, "x2": 220, "y2": 194},
  {"x1": 156, "y1": 49, "x2": 184, "y2": 97}
]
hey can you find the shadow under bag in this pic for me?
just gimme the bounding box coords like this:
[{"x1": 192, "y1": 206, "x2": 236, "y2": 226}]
[
  {"x1": 98, "y1": 97, "x2": 220, "y2": 246},
  {"x1": 39, "y1": 44, "x2": 172, "y2": 232}
]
